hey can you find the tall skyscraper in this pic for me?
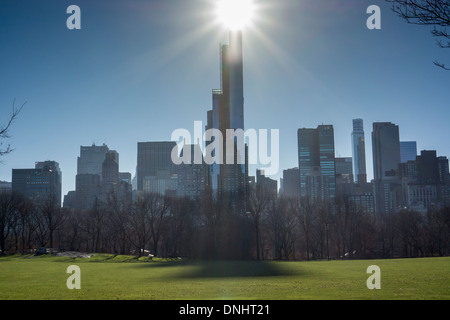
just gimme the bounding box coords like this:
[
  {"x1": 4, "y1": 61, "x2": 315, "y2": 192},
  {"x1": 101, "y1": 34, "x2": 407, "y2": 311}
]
[
  {"x1": 297, "y1": 125, "x2": 336, "y2": 201},
  {"x1": 400, "y1": 141, "x2": 417, "y2": 163},
  {"x1": 351, "y1": 118, "x2": 367, "y2": 183},
  {"x1": 372, "y1": 122, "x2": 401, "y2": 214},
  {"x1": 206, "y1": 30, "x2": 247, "y2": 200},
  {"x1": 136, "y1": 141, "x2": 177, "y2": 194},
  {"x1": 228, "y1": 31, "x2": 244, "y2": 131},
  {"x1": 372, "y1": 122, "x2": 401, "y2": 180},
  {"x1": 12, "y1": 161, "x2": 62, "y2": 206}
]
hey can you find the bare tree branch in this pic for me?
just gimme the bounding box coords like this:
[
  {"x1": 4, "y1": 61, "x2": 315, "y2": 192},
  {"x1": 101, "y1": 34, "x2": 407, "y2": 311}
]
[
  {"x1": 433, "y1": 59, "x2": 450, "y2": 69},
  {"x1": 387, "y1": 0, "x2": 450, "y2": 70},
  {"x1": 0, "y1": 99, "x2": 26, "y2": 158}
]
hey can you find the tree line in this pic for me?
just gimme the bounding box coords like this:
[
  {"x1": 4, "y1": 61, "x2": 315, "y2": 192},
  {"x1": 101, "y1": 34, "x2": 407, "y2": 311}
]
[{"x1": 0, "y1": 188, "x2": 449, "y2": 260}]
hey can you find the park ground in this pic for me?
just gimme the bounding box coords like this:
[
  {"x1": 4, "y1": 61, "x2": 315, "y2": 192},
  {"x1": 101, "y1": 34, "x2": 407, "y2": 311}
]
[{"x1": 0, "y1": 253, "x2": 448, "y2": 300}]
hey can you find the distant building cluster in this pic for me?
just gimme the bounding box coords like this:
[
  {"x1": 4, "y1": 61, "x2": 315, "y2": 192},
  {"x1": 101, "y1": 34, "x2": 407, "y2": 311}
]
[
  {"x1": 5, "y1": 117, "x2": 448, "y2": 218},
  {"x1": 278, "y1": 120, "x2": 449, "y2": 215}
]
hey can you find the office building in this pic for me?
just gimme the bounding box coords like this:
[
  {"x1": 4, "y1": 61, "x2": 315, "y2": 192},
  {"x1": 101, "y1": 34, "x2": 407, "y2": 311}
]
[
  {"x1": 102, "y1": 151, "x2": 119, "y2": 193},
  {"x1": 372, "y1": 122, "x2": 401, "y2": 214},
  {"x1": 12, "y1": 161, "x2": 62, "y2": 206},
  {"x1": 75, "y1": 173, "x2": 101, "y2": 210},
  {"x1": 336, "y1": 157, "x2": 353, "y2": 184},
  {"x1": 400, "y1": 141, "x2": 417, "y2": 163},
  {"x1": 137, "y1": 141, "x2": 177, "y2": 194},
  {"x1": 372, "y1": 122, "x2": 401, "y2": 180},
  {"x1": 256, "y1": 169, "x2": 278, "y2": 200},
  {"x1": 119, "y1": 172, "x2": 132, "y2": 185},
  {"x1": 400, "y1": 150, "x2": 450, "y2": 212},
  {"x1": 176, "y1": 144, "x2": 209, "y2": 199},
  {"x1": 75, "y1": 144, "x2": 129, "y2": 210},
  {"x1": 297, "y1": 125, "x2": 336, "y2": 201},
  {"x1": 63, "y1": 190, "x2": 77, "y2": 209},
  {"x1": 281, "y1": 167, "x2": 300, "y2": 199},
  {"x1": 77, "y1": 144, "x2": 112, "y2": 176},
  {"x1": 351, "y1": 119, "x2": 367, "y2": 183}
]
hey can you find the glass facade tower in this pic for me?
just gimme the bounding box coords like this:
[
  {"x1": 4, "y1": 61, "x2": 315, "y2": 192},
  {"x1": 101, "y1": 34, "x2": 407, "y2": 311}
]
[
  {"x1": 297, "y1": 125, "x2": 336, "y2": 200},
  {"x1": 207, "y1": 30, "x2": 247, "y2": 200},
  {"x1": 351, "y1": 118, "x2": 367, "y2": 183},
  {"x1": 400, "y1": 141, "x2": 417, "y2": 163}
]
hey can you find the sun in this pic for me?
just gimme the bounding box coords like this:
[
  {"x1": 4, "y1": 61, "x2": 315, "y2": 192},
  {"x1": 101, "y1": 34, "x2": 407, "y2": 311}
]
[{"x1": 216, "y1": 0, "x2": 255, "y2": 31}]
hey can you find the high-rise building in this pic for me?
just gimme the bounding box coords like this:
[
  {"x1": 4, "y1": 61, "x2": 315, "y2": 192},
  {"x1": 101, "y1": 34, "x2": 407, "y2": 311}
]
[
  {"x1": 400, "y1": 141, "x2": 417, "y2": 163},
  {"x1": 137, "y1": 141, "x2": 177, "y2": 194},
  {"x1": 281, "y1": 167, "x2": 300, "y2": 199},
  {"x1": 176, "y1": 144, "x2": 209, "y2": 199},
  {"x1": 438, "y1": 156, "x2": 450, "y2": 206},
  {"x1": 372, "y1": 122, "x2": 401, "y2": 180},
  {"x1": 297, "y1": 125, "x2": 336, "y2": 201},
  {"x1": 102, "y1": 151, "x2": 120, "y2": 192},
  {"x1": 76, "y1": 144, "x2": 109, "y2": 210},
  {"x1": 351, "y1": 119, "x2": 367, "y2": 183},
  {"x1": 77, "y1": 144, "x2": 111, "y2": 176},
  {"x1": 400, "y1": 150, "x2": 450, "y2": 212},
  {"x1": 75, "y1": 144, "x2": 128, "y2": 210},
  {"x1": 63, "y1": 190, "x2": 76, "y2": 209},
  {"x1": 372, "y1": 122, "x2": 401, "y2": 214},
  {"x1": 335, "y1": 157, "x2": 353, "y2": 184},
  {"x1": 206, "y1": 30, "x2": 247, "y2": 201},
  {"x1": 256, "y1": 169, "x2": 278, "y2": 200},
  {"x1": 75, "y1": 173, "x2": 101, "y2": 210},
  {"x1": 12, "y1": 161, "x2": 62, "y2": 206},
  {"x1": 119, "y1": 172, "x2": 132, "y2": 185}
]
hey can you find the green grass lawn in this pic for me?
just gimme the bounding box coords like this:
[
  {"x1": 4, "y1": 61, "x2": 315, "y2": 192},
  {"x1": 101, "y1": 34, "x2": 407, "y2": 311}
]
[{"x1": 0, "y1": 254, "x2": 448, "y2": 300}]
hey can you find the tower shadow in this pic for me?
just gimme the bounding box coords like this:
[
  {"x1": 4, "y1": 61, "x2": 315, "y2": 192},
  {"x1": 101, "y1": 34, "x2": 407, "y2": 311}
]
[{"x1": 144, "y1": 260, "x2": 303, "y2": 279}]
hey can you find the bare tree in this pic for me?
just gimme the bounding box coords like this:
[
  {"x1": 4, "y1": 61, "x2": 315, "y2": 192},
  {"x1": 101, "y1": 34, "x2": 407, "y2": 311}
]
[
  {"x1": 291, "y1": 196, "x2": 316, "y2": 260},
  {"x1": 247, "y1": 185, "x2": 272, "y2": 260},
  {"x1": 267, "y1": 198, "x2": 296, "y2": 260},
  {"x1": 387, "y1": 0, "x2": 450, "y2": 69},
  {"x1": 1, "y1": 99, "x2": 26, "y2": 159},
  {"x1": 12, "y1": 195, "x2": 36, "y2": 254},
  {"x1": 0, "y1": 191, "x2": 23, "y2": 254},
  {"x1": 166, "y1": 196, "x2": 195, "y2": 258},
  {"x1": 105, "y1": 192, "x2": 132, "y2": 255},
  {"x1": 129, "y1": 194, "x2": 156, "y2": 257},
  {"x1": 81, "y1": 198, "x2": 105, "y2": 253},
  {"x1": 141, "y1": 193, "x2": 170, "y2": 257},
  {"x1": 34, "y1": 195, "x2": 65, "y2": 249}
]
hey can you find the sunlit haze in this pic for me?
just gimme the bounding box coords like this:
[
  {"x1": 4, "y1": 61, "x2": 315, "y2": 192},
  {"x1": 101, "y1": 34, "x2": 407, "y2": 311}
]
[{"x1": 216, "y1": 0, "x2": 255, "y2": 30}]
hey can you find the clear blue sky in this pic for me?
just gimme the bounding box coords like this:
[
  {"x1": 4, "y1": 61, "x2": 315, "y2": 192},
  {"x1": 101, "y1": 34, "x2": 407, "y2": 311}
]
[{"x1": 1, "y1": 0, "x2": 449, "y2": 198}]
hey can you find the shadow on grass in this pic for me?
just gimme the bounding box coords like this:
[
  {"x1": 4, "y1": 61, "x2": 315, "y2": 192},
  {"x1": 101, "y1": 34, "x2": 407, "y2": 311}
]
[{"x1": 136, "y1": 260, "x2": 303, "y2": 279}]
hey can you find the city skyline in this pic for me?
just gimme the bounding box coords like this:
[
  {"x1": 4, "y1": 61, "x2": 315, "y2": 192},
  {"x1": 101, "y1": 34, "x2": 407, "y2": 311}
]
[{"x1": 1, "y1": 0, "x2": 449, "y2": 198}]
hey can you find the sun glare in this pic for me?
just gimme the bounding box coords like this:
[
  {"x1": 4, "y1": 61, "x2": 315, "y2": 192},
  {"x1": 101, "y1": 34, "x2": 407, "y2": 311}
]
[{"x1": 216, "y1": 0, "x2": 255, "y2": 30}]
